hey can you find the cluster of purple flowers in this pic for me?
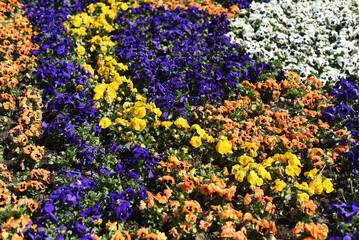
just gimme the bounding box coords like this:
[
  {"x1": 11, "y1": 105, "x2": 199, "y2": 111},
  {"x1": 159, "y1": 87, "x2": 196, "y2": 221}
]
[
  {"x1": 27, "y1": 142, "x2": 156, "y2": 239},
  {"x1": 22, "y1": 0, "x2": 99, "y2": 160},
  {"x1": 322, "y1": 78, "x2": 359, "y2": 239},
  {"x1": 322, "y1": 78, "x2": 359, "y2": 170},
  {"x1": 226, "y1": 0, "x2": 270, "y2": 9},
  {"x1": 21, "y1": 0, "x2": 159, "y2": 238},
  {"x1": 330, "y1": 203, "x2": 359, "y2": 225},
  {"x1": 112, "y1": 4, "x2": 271, "y2": 119}
]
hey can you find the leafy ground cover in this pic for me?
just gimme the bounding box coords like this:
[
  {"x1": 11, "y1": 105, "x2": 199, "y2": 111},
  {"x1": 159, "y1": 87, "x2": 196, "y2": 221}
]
[{"x1": 0, "y1": 0, "x2": 359, "y2": 239}]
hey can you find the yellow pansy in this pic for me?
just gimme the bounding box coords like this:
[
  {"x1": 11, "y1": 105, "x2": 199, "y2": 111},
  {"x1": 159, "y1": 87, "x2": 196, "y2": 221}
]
[
  {"x1": 94, "y1": 83, "x2": 107, "y2": 95},
  {"x1": 118, "y1": 62, "x2": 128, "y2": 71},
  {"x1": 136, "y1": 94, "x2": 147, "y2": 102},
  {"x1": 247, "y1": 171, "x2": 263, "y2": 186},
  {"x1": 247, "y1": 163, "x2": 258, "y2": 169},
  {"x1": 189, "y1": 167, "x2": 196, "y2": 179},
  {"x1": 168, "y1": 154, "x2": 179, "y2": 163},
  {"x1": 76, "y1": 85, "x2": 83, "y2": 92},
  {"x1": 191, "y1": 124, "x2": 207, "y2": 138},
  {"x1": 258, "y1": 165, "x2": 271, "y2": 180},
  {"x1": 294, "y1": 182, "x2": 310, "y2": 192},
  {"x1": 262, "y1": 157, "x2": 274, "y2": 167},
  {"x1": 76, "y1": 45, "x2": 85, "y2": 55},
  {"x1": 235, "y1": 170, "x2": 245, "y2": 182},
  {"x1": 304, "y1": 168, "x2": 318, "y2": 180},
  {"x1": 285, "y1": 165, "x2": 301, "y2": 177},
  {"x1": 134, "y1": 101, "x2": 147, "y2": 108},
  {"x1": 121, "y1": 3, "x2": 128, "y2": 11},
  {"x1": 309, "y1": 177, "x2": 323, "y2": 195},
  {"x1": 115, "y1": 118, "x2": 130, "y2": 127},
  {"x1": 82, "y1": 15, "x2": 92, "y2": 27},
  {"x1": 130, "y1": 118, "x2": 146, "y2": 131},
  {"x1": 161, "y1": 121, "x2": 172, "y2": 128},
  {"x1": 78, "y1": 27, "x2": 87, "y2": 36},
  {"x1": 87, "y1": 3, "x2": 95, "y2": 13},
  {"x1": 100, "y1": 46, "x2": 108, "y2": 52},
  {"x1": 206, "y1": 135, "x2": 214, "y2": 143},
  {"x1": 238, "y1": 156, "x2": 254, "y2": 166},
  {"x1": 323, "y1": 179, "x2": 333, "y2": 193},
  {"x1": 297, "y1": 193, "x2": 309, "y2": 204},
  {"x1": 190, "y1": 124, "x2": 201, "y2": 131},
  {"x1": 99, "y1": 117, "x2": 111, "y2": 129},
  {"x1": 98, "y1": 66, "x2": 109, "y2": 75},
  {"x1": 273, "y1": 153, "x2": 286, "y2": 163},
  {"x1": 271, "y1": 179, "x2": 287, "y2": 193},
  {"x1": 94, "y1": 218, "x2": 103, "y2": 225},
  {"x1": 190, "y1": 136, "x2": 202, "y2": 148},
  {"x1": 108, "y1": 10, "x2": 117, "y2": 19},
  {"x1": 285, "y1": 152, "x2": 303, "y2": 167},
  {"x1": 216, "y1": 138, "x2": 232, "y2": 155},
  {"x1": 123, "y1": 102, "x2": 132, "y2": 109},
  {"x1": 174, "y1": 117, "x2": 190, "y2": 129},
  {"x1": 153, "y1": 108, "x2": 162, "y2": 117},
  {"x1": 132, "y1": 107, "x2": 146, "y2": 118},
  {"x1": 73, "y1": 16, "x2": 82, "y2": 27},
  {"x1": 105, "y1": 89, "x2": 117, "y2": 103},
  {"x1": 108, "y1": 82, "x2": 120, "y2": 91},
  {"x1": 241, "y1": 142, "x2": 259, "y2": 151},
  {"x1": 93, "y1": 93, "x2": 103, "y2": 100}
]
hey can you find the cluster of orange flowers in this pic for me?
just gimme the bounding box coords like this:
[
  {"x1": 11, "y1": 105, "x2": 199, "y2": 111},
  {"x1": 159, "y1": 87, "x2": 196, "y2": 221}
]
[
  {"x1": 136, "y1": 227, "x2": 167, "y2": 240},
  {"x1": 105, "y1": 222, "x2": 134, "y2": 240},
  {"x1": 291, "y1": 222, "x2": 329, "y2": 240},
  {"x1": 9, "y1": 87, "x2": 44, "y2": 165},
  {"x1": 0, "y1": 0, "x2": 43, "y2": 167},
  {"x1": 0, "y1": 1, "x2": 49, "y2": 239},
  {"x1": 151, "y1": 0, "x2": 241, "y2": 18},
  {"x1": 139, "y1": 149, "x2": 282, "y2": 239},
  {"x1": 0, "y1": 2, "x2": 37, "y2": 111},
  {"x1": 212, "y1": 188, "x2": 277, "y2": 238},
  {"x1": 0, "y1": 164, "x2": 11, "y2": 206},
  {"x1": 0, "y1": 164, "x2": 50, "y2": 236},
  {"x1": 1, "y1": 212, "x2": 32, "y2": 240},
  {"x1": 13, "y1": 168, "x2": 50, "y2": 194},
  {"x1": 243, "y1": 188, "x2": 275, "y2": 216},
  {"x1": 158, "y1": 157, "x2": 237, "y2": 201},
  {"x1": 192, "y1": 72, "x2": 348, "y2": 168}
]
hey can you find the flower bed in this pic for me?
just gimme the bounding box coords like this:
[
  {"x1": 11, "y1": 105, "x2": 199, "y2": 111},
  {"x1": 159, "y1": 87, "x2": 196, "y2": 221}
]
[{"x1": 0, "y1": 0, "x2": 358, "y2": 239}]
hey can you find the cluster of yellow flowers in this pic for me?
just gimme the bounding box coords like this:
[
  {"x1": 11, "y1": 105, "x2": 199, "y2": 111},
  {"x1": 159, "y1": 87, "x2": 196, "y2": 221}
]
[
  {"x1": 229, "y1": 150, "x2": 333, "y2": 204},
  {"x1": 295, "y1": 167, "x2": 333, "y2": 196},
  {"x1": 231, "y1": 154, "x2": 270, "y2": 187},
  {"x1": 189, "y1": 123, "x2": 214, "y2": 148},
  {"x1": 64, "y1": 2, "x2": 129, "y2": 36},
  {"x1": 65, "y1": 0, "x2": 137, "y2": 106},
  {"x1": 99, "y1": 94, "x2": 161, "y2": 130}
]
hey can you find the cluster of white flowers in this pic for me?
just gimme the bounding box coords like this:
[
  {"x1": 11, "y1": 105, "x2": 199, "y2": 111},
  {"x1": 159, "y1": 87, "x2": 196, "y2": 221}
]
[{"x1": 227, "y1": 0, "x2": 359, "y2": 85}]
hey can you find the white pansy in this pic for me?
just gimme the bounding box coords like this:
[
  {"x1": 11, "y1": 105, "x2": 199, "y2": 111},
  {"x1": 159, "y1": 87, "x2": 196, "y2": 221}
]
[{"x1": 227, "y1": 0, "x2": 359, "y2": 85}]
